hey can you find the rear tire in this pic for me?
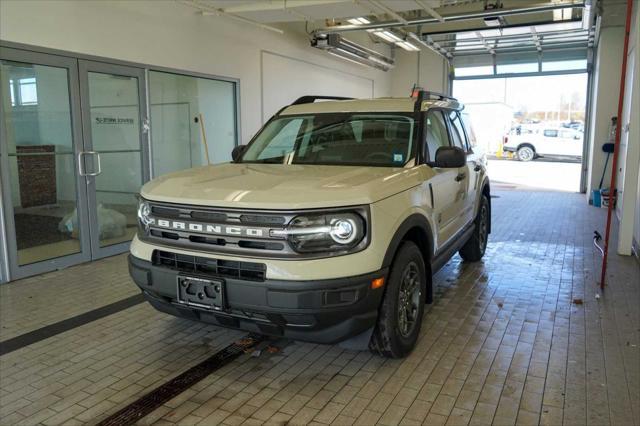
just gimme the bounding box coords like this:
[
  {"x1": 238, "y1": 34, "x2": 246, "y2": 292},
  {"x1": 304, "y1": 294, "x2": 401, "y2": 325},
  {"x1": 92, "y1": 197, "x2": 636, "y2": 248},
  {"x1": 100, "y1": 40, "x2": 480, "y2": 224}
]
[
  {"x1": 370, "y1": 241, "x2": 426, "y2": 358},
  {"x1": 459, "y1": 195, "x2": 489, "y2": 262},
  {"x1": 517, "y1": 146, "x2": 535, "y2": 161}
]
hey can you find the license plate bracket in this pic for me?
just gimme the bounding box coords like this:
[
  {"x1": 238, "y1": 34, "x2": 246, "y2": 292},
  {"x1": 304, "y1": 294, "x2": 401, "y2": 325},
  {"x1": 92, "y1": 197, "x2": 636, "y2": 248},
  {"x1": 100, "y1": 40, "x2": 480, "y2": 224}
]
[{"x1": 177, "y1": 276, "x2": 225, "y2": 311}]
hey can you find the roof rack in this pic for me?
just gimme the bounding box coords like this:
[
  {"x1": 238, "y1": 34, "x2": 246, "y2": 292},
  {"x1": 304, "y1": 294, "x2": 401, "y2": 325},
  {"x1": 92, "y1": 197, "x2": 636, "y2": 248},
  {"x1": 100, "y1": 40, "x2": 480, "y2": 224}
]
[
  {"x1": 291, "y1": 95, "x2": 354, "y2": 105},
  {"x1": 423, "y1": 91, "x2": 456, "y2": 101},
  {"x1": 412, "y1": 89, "x2": 457, "y2": 111}
]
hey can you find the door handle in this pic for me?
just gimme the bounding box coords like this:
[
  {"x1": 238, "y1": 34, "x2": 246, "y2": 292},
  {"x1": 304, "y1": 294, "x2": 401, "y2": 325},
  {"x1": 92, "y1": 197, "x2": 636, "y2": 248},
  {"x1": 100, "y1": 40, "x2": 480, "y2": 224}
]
[
  {"x1": 455, "y1": 172, "x2": 466, "y2": 182},
  {"x1": 78, "y1": 151, "x2": 102, "y2": 177}
]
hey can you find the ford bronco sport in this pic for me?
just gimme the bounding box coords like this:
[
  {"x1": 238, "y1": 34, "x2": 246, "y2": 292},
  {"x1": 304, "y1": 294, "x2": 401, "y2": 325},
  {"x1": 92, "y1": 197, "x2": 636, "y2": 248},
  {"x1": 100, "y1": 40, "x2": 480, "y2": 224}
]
[{"x1": 129, "y1": 91, "x2": 491, "y2": 358}]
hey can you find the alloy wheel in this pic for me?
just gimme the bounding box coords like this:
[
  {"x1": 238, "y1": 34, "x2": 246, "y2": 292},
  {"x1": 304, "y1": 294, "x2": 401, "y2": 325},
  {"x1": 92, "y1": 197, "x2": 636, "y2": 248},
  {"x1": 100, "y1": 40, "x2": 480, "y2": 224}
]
[
  {"x1": 397, "y1": 261, "x2": 421, "y2": 338},
  {"x1": 478, "y1": 203, "x2": 488, "y2": 254}
]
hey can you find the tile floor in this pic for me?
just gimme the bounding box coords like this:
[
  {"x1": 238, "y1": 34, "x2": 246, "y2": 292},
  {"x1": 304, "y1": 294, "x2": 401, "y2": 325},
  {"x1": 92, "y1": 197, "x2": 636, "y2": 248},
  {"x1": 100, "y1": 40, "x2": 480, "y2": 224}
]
[{"x1": 0, "y1": 189, "x2": 638, "y2": 426}]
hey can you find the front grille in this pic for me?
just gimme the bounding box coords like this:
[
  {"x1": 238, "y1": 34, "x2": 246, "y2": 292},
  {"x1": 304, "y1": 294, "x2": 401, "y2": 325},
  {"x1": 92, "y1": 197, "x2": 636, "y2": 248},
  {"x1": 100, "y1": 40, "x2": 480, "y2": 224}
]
[
  {"x1": 143, "y1": 202, "x2": 297, "y2": 257},
  {"x1": 153, "y1": 250, "x2": 266, "y2": 282}
]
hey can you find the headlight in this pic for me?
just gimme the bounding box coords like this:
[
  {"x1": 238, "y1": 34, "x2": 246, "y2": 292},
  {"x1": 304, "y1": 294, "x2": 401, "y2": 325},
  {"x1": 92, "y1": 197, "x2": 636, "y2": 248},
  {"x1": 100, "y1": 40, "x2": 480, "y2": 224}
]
[
  {"x1": 272, "y1": 212, "x2": 366, "y2": 254},
  {"x1": 137, "y1": 199, "x2": 153, "y2": 232}
]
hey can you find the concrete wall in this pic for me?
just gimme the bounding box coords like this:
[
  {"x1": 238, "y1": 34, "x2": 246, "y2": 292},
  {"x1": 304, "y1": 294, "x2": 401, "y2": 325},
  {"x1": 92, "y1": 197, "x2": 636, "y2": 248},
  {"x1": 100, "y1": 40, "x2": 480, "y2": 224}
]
[
  {"x1": 390, "y1": 49, "x2": 449, "y2": 97},
  {"x1": 0, "y1": 0, "x2": 392, "y2": 146}
]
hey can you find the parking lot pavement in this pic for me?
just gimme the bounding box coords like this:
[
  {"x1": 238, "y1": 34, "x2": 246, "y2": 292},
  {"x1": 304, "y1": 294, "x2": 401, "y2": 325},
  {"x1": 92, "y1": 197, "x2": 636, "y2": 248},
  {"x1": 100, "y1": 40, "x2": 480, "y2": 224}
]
[
  {"x1": 487, "y1": 159, "x2": 583, "y2": 192},
  {"x1": 0, "y1": 189, "x2": 638, "y2": 426}
]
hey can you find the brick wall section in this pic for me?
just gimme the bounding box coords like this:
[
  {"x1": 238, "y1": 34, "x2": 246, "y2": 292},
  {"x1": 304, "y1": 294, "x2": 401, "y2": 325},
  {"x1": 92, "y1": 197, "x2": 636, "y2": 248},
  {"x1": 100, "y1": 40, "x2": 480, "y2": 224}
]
[{"x1": 17, "y1": 145, "x2": 57, "y2": 208}]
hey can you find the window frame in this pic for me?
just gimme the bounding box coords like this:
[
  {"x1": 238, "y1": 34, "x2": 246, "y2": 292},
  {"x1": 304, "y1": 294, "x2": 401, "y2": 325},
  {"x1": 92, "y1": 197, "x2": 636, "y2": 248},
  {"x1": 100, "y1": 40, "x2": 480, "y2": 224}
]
[
  {"x1": 8, "y1": 76, "x2": 38, "y2": 107},
  {"x1": 446, "y1": 110, "x2": 471, "y2": 153},
  {"x1": 423, "y1": 108, "x2": 453, "y2": 164}
]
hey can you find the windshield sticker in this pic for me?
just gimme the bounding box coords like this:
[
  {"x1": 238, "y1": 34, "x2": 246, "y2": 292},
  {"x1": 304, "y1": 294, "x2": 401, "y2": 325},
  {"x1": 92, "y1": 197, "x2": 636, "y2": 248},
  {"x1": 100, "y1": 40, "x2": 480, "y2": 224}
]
[{"x1": 393, "y1": 153, "x2": 404, "y2": 163}]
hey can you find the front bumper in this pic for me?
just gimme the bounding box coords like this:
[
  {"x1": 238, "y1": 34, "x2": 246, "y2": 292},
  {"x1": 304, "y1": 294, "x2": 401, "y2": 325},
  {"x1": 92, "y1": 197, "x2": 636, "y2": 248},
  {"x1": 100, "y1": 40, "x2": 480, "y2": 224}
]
[{"x1": 129, "y1": 255, "x2": 386, "y2": 344}]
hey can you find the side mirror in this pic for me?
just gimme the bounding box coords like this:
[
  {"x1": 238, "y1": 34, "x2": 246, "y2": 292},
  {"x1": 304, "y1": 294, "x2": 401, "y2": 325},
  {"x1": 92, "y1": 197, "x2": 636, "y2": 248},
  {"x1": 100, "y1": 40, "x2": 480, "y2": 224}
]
[
  {"x1": 434, "y1": 146, "x2": 466, "y2": 168},
  {"x1": 231, "y1": 145, "x2": 247, "y2": 162}
]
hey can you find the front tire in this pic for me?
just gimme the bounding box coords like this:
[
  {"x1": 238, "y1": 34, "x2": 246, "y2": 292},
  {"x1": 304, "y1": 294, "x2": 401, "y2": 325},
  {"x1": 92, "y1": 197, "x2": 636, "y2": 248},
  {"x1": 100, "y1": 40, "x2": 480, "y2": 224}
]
[
  {"x1": 370, "y1": 241, "x2": 426, "y2": 358},
  {"x1": 459, "y1": 195, "x2": 489, "y2": 262},
  {"x1": 517, "y1": 146, "x2": 535, "y2": 161}
]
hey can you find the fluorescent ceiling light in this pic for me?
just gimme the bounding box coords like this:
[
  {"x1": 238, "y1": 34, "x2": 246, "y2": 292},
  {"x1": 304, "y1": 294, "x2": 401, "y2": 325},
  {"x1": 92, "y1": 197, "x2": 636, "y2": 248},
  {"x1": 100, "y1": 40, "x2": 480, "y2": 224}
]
[
  {"x1": 396, "y1": 41, "x2": 420, "y2": 52},
  {"x1": 383, "y1": 31, "x2": 403, "y2": 42},
  {"x1": 372, "y1": 31, "x2": 396, "y2": 43},
  {"x1": 347, "y1": 17, "x2": 370, "y2": 25},
  {"x1": 314, "y1": 34, "x2": 394, "y2": 71},
  {"x1": 327, "y1": 51, "x2": 368, "y2": 67},
  {"x1": 373, "y1": 30, "x2": 403, "y2": 43}
]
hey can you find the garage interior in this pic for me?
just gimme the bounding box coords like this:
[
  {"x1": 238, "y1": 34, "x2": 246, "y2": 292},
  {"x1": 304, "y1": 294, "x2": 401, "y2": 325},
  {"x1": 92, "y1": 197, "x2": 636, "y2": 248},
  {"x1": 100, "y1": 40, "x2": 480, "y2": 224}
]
[{"x1": 0, "y1": 0, "x2": 639, "y2": 425}]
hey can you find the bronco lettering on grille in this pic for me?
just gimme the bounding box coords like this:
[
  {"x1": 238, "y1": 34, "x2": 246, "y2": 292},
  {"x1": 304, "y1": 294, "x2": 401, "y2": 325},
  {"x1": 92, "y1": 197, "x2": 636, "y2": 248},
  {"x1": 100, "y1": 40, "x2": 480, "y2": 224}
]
[{"x1": 154, "y1": 219, "x2": 264, "y2": 238}]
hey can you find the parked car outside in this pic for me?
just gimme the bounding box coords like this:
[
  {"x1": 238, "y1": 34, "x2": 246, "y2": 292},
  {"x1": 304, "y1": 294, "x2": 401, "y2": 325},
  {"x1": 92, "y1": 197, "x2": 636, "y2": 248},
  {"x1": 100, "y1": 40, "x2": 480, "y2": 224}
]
[{"x1": 503, "y1": 127, "x2": 583, "y2": 161}]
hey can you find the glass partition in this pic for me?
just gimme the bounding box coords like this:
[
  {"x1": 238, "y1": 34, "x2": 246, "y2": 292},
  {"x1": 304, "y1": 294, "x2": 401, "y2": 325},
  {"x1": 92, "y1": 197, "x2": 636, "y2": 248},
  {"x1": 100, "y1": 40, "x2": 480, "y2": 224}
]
[
  {"x1": 1, "y1": 60, "x2": 82, "y2": 266},
  {"x1": 86, "y1": 71, "x2": 144, "y2": 249},
  {"x1": 149, "y1": 71, "x2": 237, "y2": 176}
]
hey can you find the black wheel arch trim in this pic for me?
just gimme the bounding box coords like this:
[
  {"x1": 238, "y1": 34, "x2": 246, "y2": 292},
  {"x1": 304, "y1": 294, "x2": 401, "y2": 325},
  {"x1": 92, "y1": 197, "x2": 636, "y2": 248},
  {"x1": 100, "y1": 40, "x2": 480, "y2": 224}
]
[{"x1": 381, "y1": 214, "x2": 434, "y2": 270}]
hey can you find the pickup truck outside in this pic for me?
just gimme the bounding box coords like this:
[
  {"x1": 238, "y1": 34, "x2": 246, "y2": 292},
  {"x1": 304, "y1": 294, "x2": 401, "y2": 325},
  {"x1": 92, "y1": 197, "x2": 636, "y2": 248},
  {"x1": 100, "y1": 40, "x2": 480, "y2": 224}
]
[
  {"x1": 129, "y1": 92, "x2": 491, "y2": 358},
  {"x1": 503, "y1": 127, "x2": 583, "y2": 161}
]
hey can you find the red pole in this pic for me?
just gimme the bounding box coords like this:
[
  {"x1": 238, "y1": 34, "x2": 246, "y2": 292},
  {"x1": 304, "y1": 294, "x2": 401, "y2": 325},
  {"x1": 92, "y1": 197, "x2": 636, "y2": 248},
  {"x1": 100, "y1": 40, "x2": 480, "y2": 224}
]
[{"x1": 600, "y1": 0, "x2": 634, "y2": 290}]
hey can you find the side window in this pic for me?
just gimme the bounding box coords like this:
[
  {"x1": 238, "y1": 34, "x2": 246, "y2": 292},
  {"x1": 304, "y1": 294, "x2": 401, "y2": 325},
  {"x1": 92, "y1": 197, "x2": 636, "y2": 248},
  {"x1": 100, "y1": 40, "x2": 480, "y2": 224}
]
[
  {"x1": 425, "y1": 110, "x2": 449, "y2": 161},
  {"x1": 460, "y1": 113, "x2": 477, "y2": 148},
  {"x1": 448, "y1": 111, "x2": 468, "y2": 151},
  {"x1": 543, "y1": 129, "x2": 558, "y2": 138}
]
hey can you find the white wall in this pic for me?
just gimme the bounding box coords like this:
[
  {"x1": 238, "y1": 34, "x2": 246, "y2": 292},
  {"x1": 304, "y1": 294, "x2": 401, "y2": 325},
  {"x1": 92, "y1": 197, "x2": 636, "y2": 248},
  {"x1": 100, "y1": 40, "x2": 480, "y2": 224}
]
[
  {"x1": 620, "y1": 0, "x2": 640, "y2": 255},
  {"x1": 261, "y1": 51, "x2": 374, "y2": 122},
  {"x1": 0, "y1": 0, "x2": 392, "y2": 146},
  {"x1": 584, "y1": 1, "x2": 640, "y2": 256},
  {"x1": 585, "y1": 26, "x2": 625, "y2": 199},
  {"x1": 390, "y1": 49, "x2": 449, "y2": 97}
]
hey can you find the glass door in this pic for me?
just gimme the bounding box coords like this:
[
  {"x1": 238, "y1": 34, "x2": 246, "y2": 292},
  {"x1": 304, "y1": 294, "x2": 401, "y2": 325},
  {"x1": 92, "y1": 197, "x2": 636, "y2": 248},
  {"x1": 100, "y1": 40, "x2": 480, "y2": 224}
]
[
  {"x1": 0, "y1": 48, "x2": 92, "y2": 279},
  {"x1": 78, "y1": 61, "x2": 149, "y2": 259}
]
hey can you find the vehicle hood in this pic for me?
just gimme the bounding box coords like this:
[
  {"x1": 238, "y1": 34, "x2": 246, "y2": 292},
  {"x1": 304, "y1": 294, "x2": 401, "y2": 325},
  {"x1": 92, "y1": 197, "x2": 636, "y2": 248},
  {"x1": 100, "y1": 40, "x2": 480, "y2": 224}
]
[{"x1": 141, "y1": 163, "x2": 424, "y2": 209}]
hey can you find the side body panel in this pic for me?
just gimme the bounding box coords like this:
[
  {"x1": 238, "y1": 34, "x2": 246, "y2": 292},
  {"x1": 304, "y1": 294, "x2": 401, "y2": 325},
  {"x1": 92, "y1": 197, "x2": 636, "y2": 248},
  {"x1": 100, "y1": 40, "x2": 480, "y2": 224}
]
[{"x1": 429, "y1": 168, "x2": 465, "y2": 249}]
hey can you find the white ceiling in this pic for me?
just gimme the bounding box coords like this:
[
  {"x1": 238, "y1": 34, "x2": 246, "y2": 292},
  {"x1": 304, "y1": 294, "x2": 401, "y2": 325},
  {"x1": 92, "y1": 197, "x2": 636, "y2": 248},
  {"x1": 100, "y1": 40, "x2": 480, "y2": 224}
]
[
  {"x1": 197, "y1": 0, "x2": 454, "y2": 24},
  {"x1": 182, "y1": 0, "x2": 593, "y2": 62}
]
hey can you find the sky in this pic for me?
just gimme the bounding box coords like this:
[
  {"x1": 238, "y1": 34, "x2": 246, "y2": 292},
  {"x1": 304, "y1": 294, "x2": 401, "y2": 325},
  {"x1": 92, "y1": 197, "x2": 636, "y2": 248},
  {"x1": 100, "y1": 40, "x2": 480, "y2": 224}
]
[{"x1": 452, "y1": 73, "x2": 588, "y2": 113}]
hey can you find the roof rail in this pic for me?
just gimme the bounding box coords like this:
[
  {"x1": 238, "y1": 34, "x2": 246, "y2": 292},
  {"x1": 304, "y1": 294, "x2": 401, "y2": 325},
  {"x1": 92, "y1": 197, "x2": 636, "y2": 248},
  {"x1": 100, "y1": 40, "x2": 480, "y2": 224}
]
[
  {"x1": 291, "y1": 95, "x2": 354, "y2": 105},
  {"x1": 412, "y1": 90, "x2": 457, "y2": 111},
  {"x1": 423, "y1": 91, "x2": 456, "y2": 101}
]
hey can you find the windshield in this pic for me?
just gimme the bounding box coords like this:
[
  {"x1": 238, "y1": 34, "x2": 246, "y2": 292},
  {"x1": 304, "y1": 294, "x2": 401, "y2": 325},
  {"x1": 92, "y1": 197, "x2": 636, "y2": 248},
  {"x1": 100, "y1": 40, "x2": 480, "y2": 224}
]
[{"x1": 240, "y1": 113, "x2": 417, "y2": 167}]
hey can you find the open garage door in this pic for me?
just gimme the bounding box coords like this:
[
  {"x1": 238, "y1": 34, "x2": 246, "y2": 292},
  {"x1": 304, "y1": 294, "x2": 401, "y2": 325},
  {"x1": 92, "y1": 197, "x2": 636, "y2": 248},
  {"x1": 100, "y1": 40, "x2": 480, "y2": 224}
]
[
  {"x1": 438, "y1": 21, "x2": 593, "y2": 193},
  {"x1": 453, "y1": 73, "x2": 588, "y2": 192}
]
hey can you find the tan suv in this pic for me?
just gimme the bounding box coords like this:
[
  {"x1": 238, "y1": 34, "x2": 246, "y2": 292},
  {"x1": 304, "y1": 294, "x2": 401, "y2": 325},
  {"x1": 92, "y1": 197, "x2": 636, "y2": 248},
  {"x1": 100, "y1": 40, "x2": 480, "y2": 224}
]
[{"x1": 129, "y1": 91, "x2": 491, "y2": 358}]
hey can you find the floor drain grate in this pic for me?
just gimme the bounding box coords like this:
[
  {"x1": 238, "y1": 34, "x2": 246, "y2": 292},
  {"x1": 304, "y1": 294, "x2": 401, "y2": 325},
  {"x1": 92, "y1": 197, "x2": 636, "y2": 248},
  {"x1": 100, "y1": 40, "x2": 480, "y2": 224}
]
[{"x1": 96, "y1": 333, "x2": 266, "y2": 426}]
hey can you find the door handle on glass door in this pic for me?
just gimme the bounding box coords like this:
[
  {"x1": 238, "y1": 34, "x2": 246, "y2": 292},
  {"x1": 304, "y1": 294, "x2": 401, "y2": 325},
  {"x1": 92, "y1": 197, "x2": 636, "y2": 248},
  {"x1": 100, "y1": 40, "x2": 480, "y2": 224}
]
[{"x1": 78, "y1": 151, "x2": 102, "y2": 177}]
